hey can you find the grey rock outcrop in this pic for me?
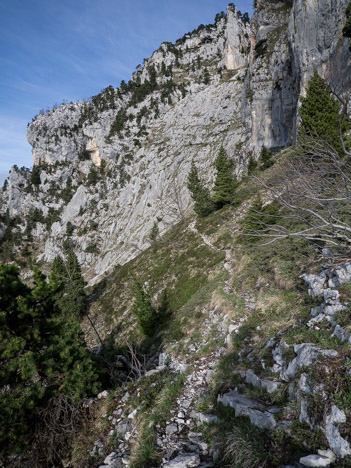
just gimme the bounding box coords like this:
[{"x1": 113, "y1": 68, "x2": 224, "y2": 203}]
[
  {"x1": 217, "y1": 390, "x2": 279, "y2": 429},
  {"x1": 163, "y1": 454, "x2": 200, "y2": 468},
  {"x1": 301, "y1": 272, "x2": 327, "y2": 299},
  {"x1": 289, "y1": 0, "x2": 351, "y2": 95},
  {"x1": 324, "y1": 405, "x2": 351, "y2": 457},
  {"x1": 328, "y1": 262, "x2": 351, "y2": 288},
  {"x1": 281, "y1": 344, "x2": 338, "y2": 381},
  {"x1": 299, "y1": 454, "x2": 333, "y2": 467},
  {"x1": 244, "y1": 368, "x2": 281, "y2": 393}
]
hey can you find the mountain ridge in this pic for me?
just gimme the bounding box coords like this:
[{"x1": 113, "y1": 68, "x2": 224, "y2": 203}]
[{"x1": 0, "y1": 0, "x2": 350, "y2": 284}]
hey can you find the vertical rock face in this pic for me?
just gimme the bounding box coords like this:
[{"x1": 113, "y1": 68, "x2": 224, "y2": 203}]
[
  {"x1": 1, "y1": 2, "x2": 351, "y2": 282},
  {"x1": 224, "y1": 9, "x2": 250, "y2": 70},
  {"x1": 245, "y1": 0, "x2": 296, "y2": 151},
  {"x1": 245, "y1": 0, "x2": 351, "y2": 153},
  {"x1": 27, "y1": 103, "x2": 87, "y2": 165},
  {"x1": 289, "y1": 0, "x2": 351, "y2": 94}
]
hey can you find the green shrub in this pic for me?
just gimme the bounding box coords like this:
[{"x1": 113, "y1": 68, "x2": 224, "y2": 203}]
[
  {"x1": 30, "y1": 165, "x2": 41, "y2": 186},
  {"x1": 254, "y1": 38, "x2": 267, "y2": 57},
  {"x1": 0, "y1": 265, "x2": 100, "y2": 457},
  {"x1": 85, "y1": 242, "x2": 99, "y2": 254},
  {"x1": 78, "y1": 147, "x2": 91, "y2": 161}
]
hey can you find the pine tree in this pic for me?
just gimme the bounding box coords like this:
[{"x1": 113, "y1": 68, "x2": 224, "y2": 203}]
[
  {"x1": 260, "y1": 146, "x2": 273, "y2": 170},
  {"x1": 187, "y1": 161, "x2": 216, "y2": 217},
  {"x1": 87, "y1": 166, "x2": 99, "y2": 185},
  {"x1": 299, "y1": 71, "x2": 344, "y2": 152},
  {"x1": 30, "y1": 165, "x2": 41, "y2": 186},
  {"x1": 132, "y1": 280, "x2": 158, "y2": 337},
  {"x1": 0, "y1": 264, "x2": 100, "y2": 456},
  {"x1": 212, "y1": 146, "x2": 237, "y2": 207},
  {"x1": 248, "y1": 156, "x2": 258, "y2": 175},
  {"x1": 52, "y1": 252, "x2": 87, "y2": 318}
]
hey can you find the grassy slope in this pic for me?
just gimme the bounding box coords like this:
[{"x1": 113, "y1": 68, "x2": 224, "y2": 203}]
[{"x1": 74, "y1": 151, "x2": 351, "y2": 467}]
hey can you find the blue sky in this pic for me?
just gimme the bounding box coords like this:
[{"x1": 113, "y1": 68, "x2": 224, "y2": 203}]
[{"x1": 0, "y1": 0, "x2": 253, "y2": 182}]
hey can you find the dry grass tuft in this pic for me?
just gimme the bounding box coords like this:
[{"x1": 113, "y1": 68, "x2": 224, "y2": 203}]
[{"x1": 223, "y1": 425, "x2": 267, "y2": 468}]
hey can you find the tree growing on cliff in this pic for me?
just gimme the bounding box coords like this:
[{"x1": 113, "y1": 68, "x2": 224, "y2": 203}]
[
  {"x1": 162, "y1": 173, "x2": 187, "y2": 223},
  {"x1": 0, "y1": 265, "x2": 100, "y2": 458},
  {"x1": 212, "y1": 146, "x2": 237, "y2": 207},
  {"x1": 243, "y1": 72, "x2": 351, "y2": 249},
  {"x1": 149, "y1": 221, "x2": 159, "y2": 245},
  {"x1": 187, "y1": 161, "x2": 216, "y2": 217},
  {"x1": 299, "y1": 71, "x2": 345, "y2": 152},
  {"x1": 30, "y1": 164, "x2": 41, "y2": 186}
]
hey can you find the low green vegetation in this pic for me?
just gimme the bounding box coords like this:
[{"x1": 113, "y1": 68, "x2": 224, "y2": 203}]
[
  {"x1": 130, "y1": 374, "x2": 185, "y2": 467},
  {"x1": 0, "y1": 265, "x2": 101, "y2": 461},
  {"x1": 88, "y1": 220, "x2": 225, "y2": 351},
  {"x1": 209, "y1": 405, "x2": 310, "y2": 467}
]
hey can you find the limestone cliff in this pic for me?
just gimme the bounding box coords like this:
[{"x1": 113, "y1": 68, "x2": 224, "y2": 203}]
[{"x1": 1, "y1": 1, "x2": 350, "y2": 283}]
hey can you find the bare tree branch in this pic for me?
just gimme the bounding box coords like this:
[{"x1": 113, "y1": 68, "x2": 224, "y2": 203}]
[{"x1": 242, "y1": 133, "x2": 351, "y2": 251}]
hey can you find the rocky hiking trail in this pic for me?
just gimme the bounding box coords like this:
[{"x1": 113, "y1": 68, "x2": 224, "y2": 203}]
[
  {"x1": 97, "y1": 224, "x2": 257, "y2": 468},
  {"x1": 97, "y1": 305, "x2": 256, "y2": 468},
  {"x1": 156, "y1": 258, "x2": 351, "y2": 467},
  {"x1": 217, "y1": 261, "x2": 351, "y2": 467},
  {"x1": 96, "y1": 226, "x2": 351, "y2": 468}
]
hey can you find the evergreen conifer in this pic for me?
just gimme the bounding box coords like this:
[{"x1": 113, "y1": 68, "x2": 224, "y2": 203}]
[
  {"x1": 149, "y1": 221, "x2": 159, "y2": 245},
  {"x1": 203, "y1": 68, "x2": 210, "y2": 85},
  {"x1": 30, "y1": 165, "x2": 41, "y2": 186},
  {"x1": 299, "y1": 71, "x2": 344, "y2": 152},
  {"x1": 132, "y1": 280, "x2": 158, "y2": 337},
  {"x1": 212, "y1": 146, "x2": 237, "y2": 207},
  {"x1": 248, "y1": 156, "x2": 258, "y2": 174},
  {"x1": 52, "y1": 252, "x2": 87, "y2": 318},
  {"x1": 187, "y1": 161, "x2": 216, "y2": 217},
  {"x1": 260, "y1": 146, "x2": 273, "y2": 170},
  {"x1": 0, "y1": 264, "x2": 100, "y2": 455}
]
